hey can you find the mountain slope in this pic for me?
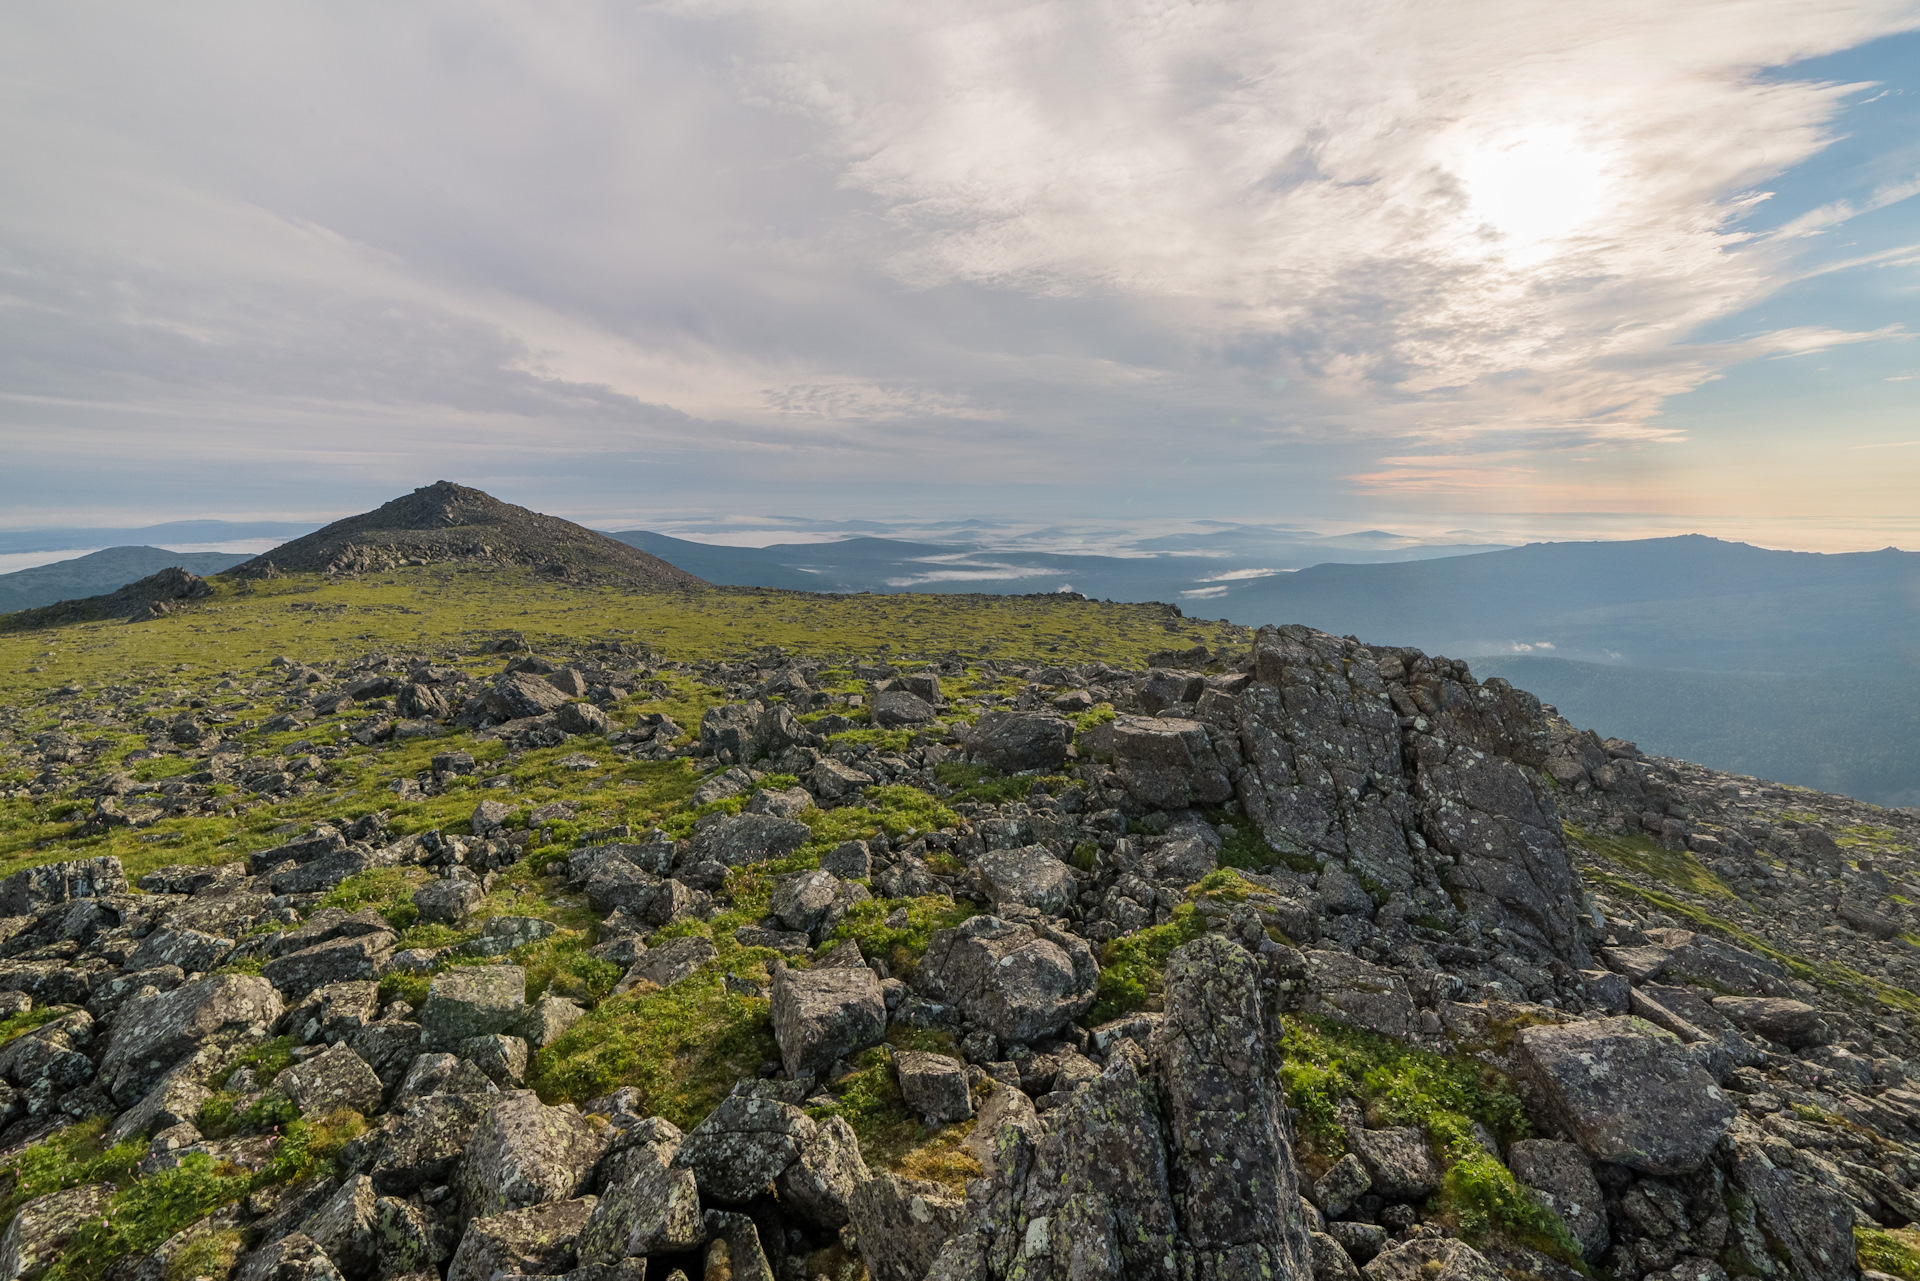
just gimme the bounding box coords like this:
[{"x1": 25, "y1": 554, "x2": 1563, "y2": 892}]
[
  {"x1": 229, "y1": 481, "x2": 705, "y2": 587},
  {"x1": 0, "y1": 546, "x2": 249, "y2": 614}
]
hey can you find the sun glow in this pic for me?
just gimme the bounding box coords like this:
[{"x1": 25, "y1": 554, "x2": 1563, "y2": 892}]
[{"x1": 1454, "y1": 127, "x2": 1609, "y2": 259}]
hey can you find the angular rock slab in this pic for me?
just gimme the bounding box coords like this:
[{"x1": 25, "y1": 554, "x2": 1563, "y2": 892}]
[
  {"x1": 0, "y1": 1183, "x2": 114, "y2": 1281},
  {"x1": 277, "y1": 1043, "x2": 383, "y2": 1116},
  {"x1": 99, "y1": 973, "x2": 283, "y2": 1105},
  {"x1": 850, "y1": 1174, "x2": 967, "y2": 1281},
  {"x1": 914, "y1": 915, "x2": 1097, "y2": 1046},
  {"x1": 578, "y1": 1139, "x2": 705, "y2": 1264},
  {"x1": 455, "y1": 1090, "x2": 610, "y2": 1217},
  {"x1": 445, "y1": 1195, "x2": 597, "y2": 1281},
  {"x1": 1506, "y1": 1138, "x2": 1608, "y2": 1261},
  {"x1": 770, "y1": 961, "x2": 885, "y2": 1078},
  {"x1": 420, "y1": 965, "x2": 525, "y2": 1051},
  {"x1": 1516, "y1": 1016, "x2": 1733, "y2": 1175},
  {"x1": 672, "y1": 1092, "x2": 815, "y2": 1205}
]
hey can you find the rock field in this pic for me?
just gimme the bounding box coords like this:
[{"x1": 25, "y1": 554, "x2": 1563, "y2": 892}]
[{"x1": 0, "y1": 615, "x2": 1917, "y2": 1281}]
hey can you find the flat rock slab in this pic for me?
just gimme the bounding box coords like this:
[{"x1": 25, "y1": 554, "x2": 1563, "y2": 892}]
[
  {"x1": 673, "y1": 1092, "x2": 816, "y2": 1205},
  {"x1": 1517, "y1": 1016, "x2": 1734, "y2": 1175},
  {"x1": 421, "y1": 965, "x2": 525, "y2": 1051}
]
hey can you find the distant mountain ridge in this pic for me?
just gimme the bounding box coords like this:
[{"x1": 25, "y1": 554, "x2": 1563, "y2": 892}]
[{"x1": 0, "y1": 546, "x2": 249, "y2": 614}]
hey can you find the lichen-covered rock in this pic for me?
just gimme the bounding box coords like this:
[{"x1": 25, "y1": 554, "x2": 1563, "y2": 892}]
[
  {"x1": 277, "y1": 1043, "x2": 383, "y2": 1116},
  {"x1": 964, "y1": 712, "x2": 1072, "y2": 773},
  {"x1": 234, "y1": 1233, "x2": 345, "y2": 1281},
  {"x1": 774, "y1": 1114, "x2": 869, "y2": 1231},
  {"x1": 518, "y1": 993, "x2": 585, "y2": 1048},
  {"x1": 1150, "y1": 935, "x2": 1314, "y2": 1279},
  {"x1": 671, "y1": 1091, "x2": 816, "y2": 1205},
  {"x1": 413, "y1": 877, "x2": 485, "y2": 926},
  {"x1": 770, "y1": 959, "x2": 886, "y2": 1078},
  {"x1": 975, "y1": 846, "x2": 1078, "y2": 916},
  {"x1": 445, "y1": 1195, "x2": 597, "y2": 1281},
  {"x1": 1112, "y1": 716, "x2": 1235, "y2": 809},
  {"x1": 914, "y1": 916, "x2": 1097, "y2": 1046},
  {"x1": 1309, "y1": 1230, "x2": 1362, "y2": 1281},
  {"x1": 0, "y1": 1183, "x2": 115, "y2": 1281},
  {"x1": 1710, "y1": 996, "x2": 1830, "y2": 1049},
  {"x1": 1516, "y1": 1016, "x2": 1734, "y2": 1175},
  {"x1": 458, "y1": 1033, "x2": 528, "y2": 1086},
  {"x1": 850, "y1": 1174, "x2": 968, "y2": 1281},
  {"x1": 629, "y1": 935, "x2": 718, "y2": 989},
  {"x1": 420, "y1": 966, "x2": 526, "y2": 1051},
  {"x1": 297, "y1": 1174, "x2": 378, "y2": 1278},
  {"x1": 455, "y1": 1090, "x2": 611, "y2": 1217},
  {"x1": 895, "y1": 1050, "x2": 972, "y2": 1123},
  {"x1": 353, "y1": 1092, "x2": 501, "y2": 1193},
  {"x1": 0, "y1": 1011, "x2": 94, "y2": 1090},
  {"x1": 1313, "y1": 1153, "x2": 1371, "y2": 1217},
  {"x1": 125, "y1": 926, "x2": 234, "y2": 975},
  {"x1": 1506, "y1": 1139, "x2": 1608, "y2": 1260},
  {"x1": 685, "y1": 812, "x2": 812, "y2": 868},
  {"x1": 704, "y1": 1209, "x2": 777, "y2": 1281},
  {"x1": 99, "y1": 973, "x2": 284, "y2": 1105},
  {"x1": 1361, "y1": 1237, "x2": 1502, "y2": 1280},
  {"x1": 1721, "y1": 1129, "x2": 1857, "y2": 1281},
  {"x1": 1300, "y1": 950, "x2": 1418, "y2": 1040},
  {"x1": 0, "y1": 856, "x2": 127, "y2": 915},
  {"x1": 1346, "y1": 1126, "x2": 1440, "y2": 1201},
  {"x1": 872, "y1": 687, "x2": 938, "y2": 728},
  {"x1": 578, "y1": 1135, "x2": 705, "y2": 1264}
]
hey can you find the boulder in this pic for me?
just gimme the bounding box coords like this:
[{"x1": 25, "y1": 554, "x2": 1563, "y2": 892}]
[
  {"x1": 1346, "y1": 1126, "x2": 1440, "y2": 1200},
  {"x1": 0, "y1": 856, "x2": 127, "y2": 915},
  {"x1": 770, "y1": 870, "x2": 843, "y2": 936},
  {"x1": 770, "y1": 960, "x2": 886, "y2": 1078},
  {"x1": 958, "y1": 1081, "x2": 1040, "y2": 1172},
  {"x1": 1308, "y1": 1232, "x2": 1362, "y2": 1281},
  {"x1": 849, "y1": 1174, "x2": 967, "y2": 1281},
  {"x1": 1710, "y1": 996, "x2": 1831, "y2": 1049},
  {"x1": 1299, "y1": 951, "x2": 1417, "y2": 1041},
  {"x1": 1506, "y1": 1139, "x2": 1608, "y2": 1260},
  {"x1": 0, "y1": 1183, "x2": 115, "y2": 1280},
  {"x1": 1149, "y1": 935, "x2": 1315, "y2": 1277},
  {"x1": 774, "y1": 1114, "x2": 870, "y2": 1230},
  {"x1": 809, "y1": 758, "x2": 874, "y2": 801},
  {"x1": 393, "y1": 1052, "x2": 496, "y2": 1103},
  {"x1": 577, "y1": 1137, "x2": 705, "y2": 1263},
  {"x1": 1721, "y1": 1129, "x2": 1857, "y2": 1281},
  {"x1": 412, "y1": 877, "x2": 485, "y2": 926},
  {"x1": 99, "y1": 974, "x2": 284, "y2": 1105},
  {"x1": 263, "y1": 932, "x2": 397, "y2": 1000},
  {"x1": 1516, "y1": 1016, "x2": 1734, "y2": 1175},
  {"x1": 458, "y1": 1033, "x2": 528, "y2": 1086},
  {"x1": 914, "y1": 916, "x2": 1097, "y2": 1046},
  {"x1": 1313, "y1": 1152, "x2": 1371, "y2": 1217},
  {"x1": 356, "y1": 1093, "x2": 500, "y2": 1193},
  {"x1": 703, "y1": 1209, "x2": 777, "y2": 1281},
  {"x1": 485, "y1": 672, "x2": 571, "y2": 721},
  {"x1": 420, "y1": 966, "x2": 526, "y2": 1051},
  {"x1": 685, "y1": 813, "x2": 813, "y2": 867},
  {"x1": 519, "y1": 993, "x2": 585, "y2": 1048},
  {"x1": 1360, "y1": 1237, "x2": 1502, "y2": 1280},
  {"x1": 233, "y1": 1233, "x2": 344, "y2": 1281},
  {"x1": 872, "y1": 687, "x2": 938, "y2": 728},
  {"x1": 277, "y1": 1043, "x2": 383, "y2": 1115},
  {"x1": 298, "y1": 1174, "x2": 378, "y2": 1278},
  {"x1": 584, "y1": 862, "x2": 659, "y2": 918},
  {"x1": 671, "y1": 1092, "x2": 816, "y2": 1205},
  {"x1": 455, "y1": 1090, "x2": 611, "y2": 1217},
  {"x1": 974, "y1": 846, "x2": 1077, "y2": 916},
  {"x1": 445, "y1": 1196, "x2": 597, "y2": 1281},
  {"x1": 125, "y1": 927, "x2": 234, "y2": 975},
  {"x1": 628, "y1": 935, "x2": 718, "y2": 989},
  {"x1": 964, "y1": 712, "x2": 1072, "y2": 773},
  {"x1": 1111, "y1": 717, "x2": 1234, "y2": 809},
  {"x1": 895, "y1": 1050, "x2": 972, "y2": 1122}
]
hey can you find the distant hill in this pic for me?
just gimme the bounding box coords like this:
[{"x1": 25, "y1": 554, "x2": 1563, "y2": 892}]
[
  {"x1": 0, "y1": 546, "x2": 249, "y2": 614},
  {"x1": 0, "y1": 567, "x2": 216, "y2": 631},
  {"x1": 229, "y1": 481, "x2": 705, "y2": 588}
]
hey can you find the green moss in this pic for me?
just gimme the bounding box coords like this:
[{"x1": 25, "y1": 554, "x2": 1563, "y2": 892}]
[
  {"x1": 211, "y1": 1035, "x2": 296, "y2": 1089},
  {"x1": 1206, "y1": 808, "x2": 1315, "y2": 874},
  {"x1": 527, "y1": 972, "x2": 777, "y2": 1130},
  {"x1": 0, "y1": 1118, "x2": 142, "y2": 1227},
  {"x1": 319, "y1": 865, "x2": 425, "y2": 931},
  {"x1": 1859, "y1": 1227, "x2": 1920, "y2": 1280},
  {"x1": 1274, "y1": 1016, "x2": 1576, "y2": 1264},
  {"x1": 931, "y1": 762, "x2": 1060, "y2": 805},
  {"x1": 1564, "y1": 823, "x2": 1734, "y2": 899},
  {"x1": 379, "y1": 970, "x2": 432, "y2": 1008},
  {"x1": 49, "y1": 1153, "x2": 254, "y2": 1280},
  {"x1": 0, "y1": 1005, "x2": 66, "y2": 1047},
  {"x1": 1087, "y1": 904, "x2": 1209, "y2": 1025},
  {"x1": 807, "y1": 1036, "x2": 979, "y2": 1188},
  {"x1": 830, "y1": 895, "x2": 977, "y2": 979}
]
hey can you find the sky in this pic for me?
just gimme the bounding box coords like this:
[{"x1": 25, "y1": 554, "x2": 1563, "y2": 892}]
[{"x1": 3, "y1": 2, "x2": 1918, "y2": 551}]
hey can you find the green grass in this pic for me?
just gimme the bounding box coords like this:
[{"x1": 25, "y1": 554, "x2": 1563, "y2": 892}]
[
  {"x1": 0, "y1": 1006, "x2": 66, "y2": 1047},
  {"x1": 829, "y1": 896, "x2": 977, "y2": 980},
  {"x1": 1564, "y1": 823, "x2": 1733, "y2": 899},
  {"x1": 1087, "y1": 904, "x2": 1209, "y2": 1025},
  {"x1": 1859, "y1": 1227, "x2": 1920, "y2": 1280},
  {"x1": 1276, "y1": 1015, "x2": 1579, "y2": 1266},
  {"x1": 806, "y1": 1031, "x2": 981, "y2": 1189}
]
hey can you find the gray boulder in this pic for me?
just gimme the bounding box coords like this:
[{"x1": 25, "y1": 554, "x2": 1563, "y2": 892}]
[
  {"x1": 872, "y1": 687, "x2": 938, "y2": 728},
  {"x1": 420, "y1": 966, "x2": 525, "y2": 1051},
  {"x1": 895, "y1": 1050, "x2": 972, "y2": 1123},
  {"x1": 578, "y1": 1135, "x2": 705, "y2": 1264},
  {"x1": 774, "y1": 1114, "x2": 869, "y2": 1230},
  {"x1": 263, "y1": 932, "x2": 397, "y2": 1000},
  {"x1": 1721, "y1": 1129, "x2": 1857, "y2": 1281},
  {"x1": 445, "y1": 1195, "x2": 597, "y2": 1281},
  {"x1": 770, "y1": 959, "x2": 886, "y2": 1078},
  {"x1": 99, "y1": 974, "x2": 284, "y2": 1105},
  {"x1": 355, "y1": 1092, "x2": 500, "y2": 1193},
  {"x1": 1345, "y1": 1126, "x2": 1439, "y2": 1200},
  {"x1": 686, "y1": 813, "x2": 813, "y2": 867},
  {"x1": 1112, "y1": 716, "x2": 1235, "y2": 809},
  {"x1": 485, "y1": 672, "x2": 570, "y2": 721},
  {"x1": 627, "y1": 935, "x2": 718, "y2": 989},
  {"x1": 277, "y1": 1043, "x2": 383, "y2": 1115},
  {"x1": 810, "y1": 757, "x2": 875, "y2": 801},
  {"x1": 672, "y1": 1091, "x2": 817, "y2": 1205},
  {"x1": 455, "y1": 1090, "x2": 611, "y2": 1217},
  {"x1": 1361, "y1": 1238, "x2": 1502, "y2": 1280},
  {"x1": 914, "y1": 916, "x2": 1097, "y2": 1046},
  {"x1": 964, "y1": 712, "x2": 1072, "y2": 773},
  {"x1": 298, "y1": 1174, "x2": 378, "y2": 1278},
  {"x1": 850, "y1": 1174, "x2": 967, "y2": 1281},
  {"x1": 1506, "y1": 1139, "x2": 1608, "y2": 1260},
  {"x1": 975, "y1": 846, "x2": 1077, "y2": 916},
  {"x1": 233, "y1": 1233, "x2": 344, "y2": 1281},
  {"x1": 0, "y1": 1183, "x2": 115, "y2": 1281},
  {"x1": 125, "y1": 927, "x2": 234, "y2": 975},
  {"x1": 1313, "y1": 1152, "x2": 1371, "y2": 1217},
  {"x1": 1710, "y1": 996, "x2": 1831, "y2": 1049},
  {"x1": 1516, "y1": 1016, "x2": 1734, "y2": 1175},
  {"x1": 1299, "y1": 950, "x2": 1417, "y2": 1041},
  {"x1": 770, "y1": 869, "x2": 847, "y2": 936},
  {"x1": 412, "y1": 877, "x2": 485, "y2": 926},
  {"x1": 0, "y1": 856, "x2": 127, "y2": 914}
]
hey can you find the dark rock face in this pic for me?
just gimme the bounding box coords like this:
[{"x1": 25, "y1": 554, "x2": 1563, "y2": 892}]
[
  {"x1": 924, "y1": 936, "x2": 1312, "y2": 1280},
  {"x1": 965, "y1": 712, "x2": 1072, "y2": 773}
]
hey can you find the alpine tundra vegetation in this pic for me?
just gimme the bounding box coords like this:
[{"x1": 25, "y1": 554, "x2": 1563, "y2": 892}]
[{"x1": 0, "y1": 489, "x2": 1916, "y2": 1281}]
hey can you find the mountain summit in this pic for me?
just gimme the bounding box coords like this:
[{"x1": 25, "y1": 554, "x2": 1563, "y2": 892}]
[{"x1": 228, "y1": 481, "x2": 704, "y2": 587}]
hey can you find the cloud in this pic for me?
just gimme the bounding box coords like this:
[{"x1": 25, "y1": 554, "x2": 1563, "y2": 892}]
[{"x1": 0, "y1": 1, "x2": 1916, "y2": 526}]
